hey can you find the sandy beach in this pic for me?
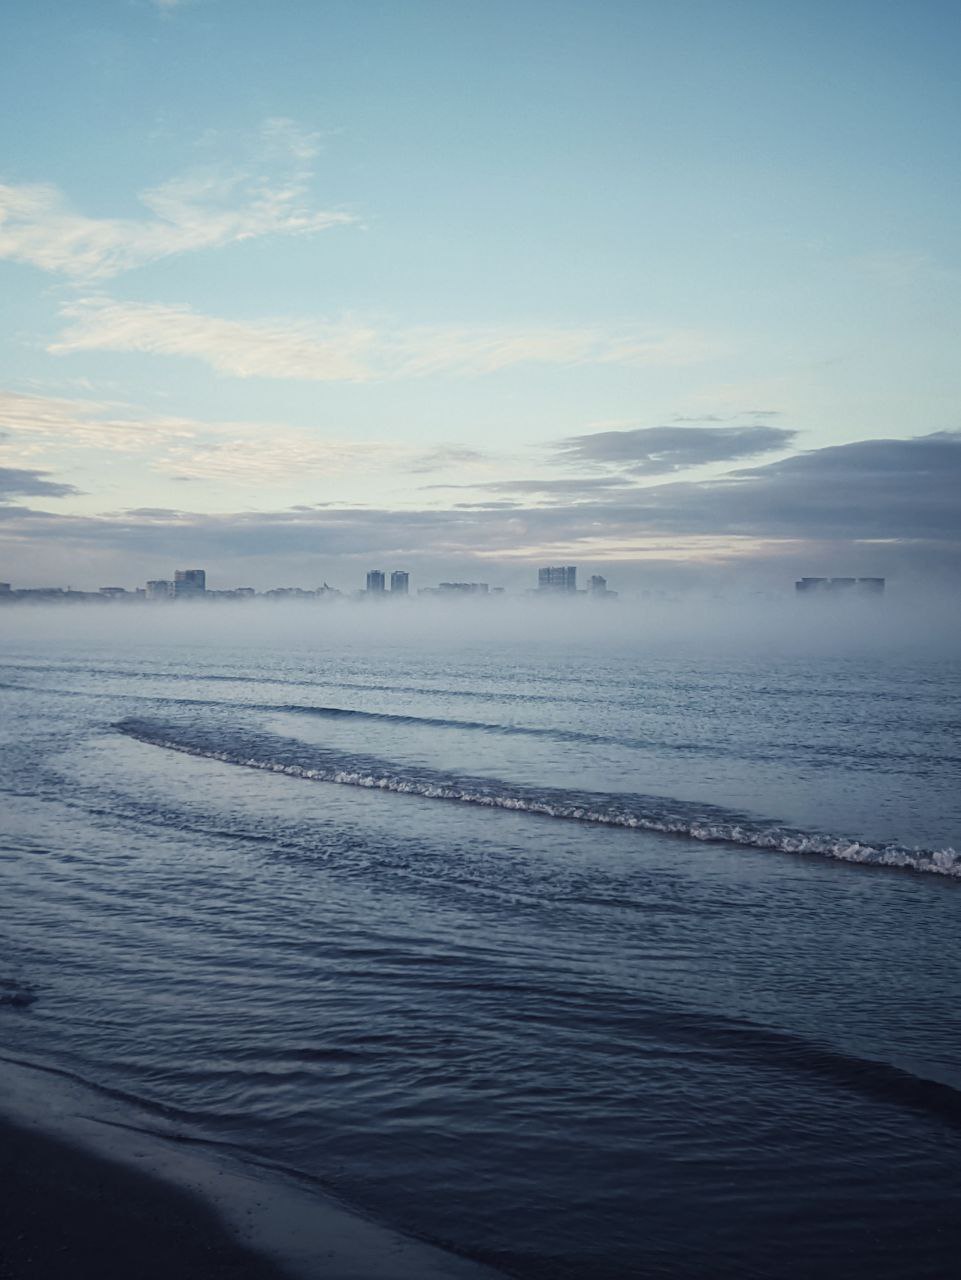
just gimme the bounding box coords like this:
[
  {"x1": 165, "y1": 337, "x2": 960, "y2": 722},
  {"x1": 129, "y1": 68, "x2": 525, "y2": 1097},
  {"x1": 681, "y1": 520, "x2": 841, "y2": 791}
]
[
  {"x1": 0, "y1": 1058, "x2": 501, "y2": 1280},
  {"x1": 0, "y1": 1116, "x2": 288, "y2": 1279}
]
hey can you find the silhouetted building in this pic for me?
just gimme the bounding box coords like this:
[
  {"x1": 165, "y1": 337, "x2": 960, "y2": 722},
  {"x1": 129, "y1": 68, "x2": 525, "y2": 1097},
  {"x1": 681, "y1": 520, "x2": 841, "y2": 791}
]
[
  {"x1": 796, "y1": 576, "x2": 885, "y2": 596},
  {"x1": 438, "y1": 582, "x2": 488, "y2": 595},
  {"x1": 538, "y1": 565, "x2": 577, "y2": 593},
  {"x1": 390, "y1": 570, "x2": 410, "y2": 595},
  {"x1": 366, "y1": 570, "x2": 386, "y2": 594},
  {"x1": 99, "y1": 587, "x2": 128, "y2": 598},
  {"x1": 146, "y1": 579, "x2": 173, "y2": 600},
  {"x1": 174, "y1": 568, "x2": 206, "y2": 599},
  {"x1": 589, "y1": 574, "x2": 617, "y2": 599}
]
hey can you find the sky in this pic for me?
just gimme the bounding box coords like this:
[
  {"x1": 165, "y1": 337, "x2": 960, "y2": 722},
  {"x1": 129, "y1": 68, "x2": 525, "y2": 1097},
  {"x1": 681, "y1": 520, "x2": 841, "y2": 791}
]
[{"x1": 1, "y1": 0, "x2": 960, "y2": 593}]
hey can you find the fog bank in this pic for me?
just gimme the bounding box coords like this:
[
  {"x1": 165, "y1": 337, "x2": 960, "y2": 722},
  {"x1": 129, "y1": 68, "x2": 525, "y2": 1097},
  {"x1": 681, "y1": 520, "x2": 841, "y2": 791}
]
[{"x1": 2, "y1": 592, "x2": 959, "y2": 660}]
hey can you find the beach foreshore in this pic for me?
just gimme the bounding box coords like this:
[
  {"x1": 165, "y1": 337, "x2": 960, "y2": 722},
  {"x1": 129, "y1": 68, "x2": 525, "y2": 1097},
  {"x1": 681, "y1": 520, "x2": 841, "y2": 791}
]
[
  {"x1": 0, "y1": 1057, "x2": 502, "y2": 1280},
  {"x1": 0, "y1": 1115, "x2": 287, "y2": 1279}
]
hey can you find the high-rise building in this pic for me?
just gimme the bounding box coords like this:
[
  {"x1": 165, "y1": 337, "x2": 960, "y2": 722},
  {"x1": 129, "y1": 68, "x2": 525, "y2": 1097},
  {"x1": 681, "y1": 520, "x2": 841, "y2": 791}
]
[
  {"x1": 538, "y1": 565, "x2": 577, "y2": 592},
  {"x1": 796, "y1": 576, "x2": 885, "y2": 596},
  {"x1": 146, "y1": 579, "x2": 174, "y2": 600},
  {"x1": 174, "y1": 568, "x2": 206, "y2": 599},
  {"x1": 390, "y1": 570, "x2": 410, "y2": 595},
  {"x1": 366, "y1": 570, "x2": 386, "y2": 594},
  {"x1": 589, "y1": 574, "x2": 616, "y2": 599}
]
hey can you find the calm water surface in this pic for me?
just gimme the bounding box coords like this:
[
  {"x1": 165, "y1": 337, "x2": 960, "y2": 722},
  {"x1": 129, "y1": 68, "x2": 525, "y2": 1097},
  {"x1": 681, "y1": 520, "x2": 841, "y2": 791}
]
[{"x1": 1, "y1": 613, "x2": 960, "y2": 1278}]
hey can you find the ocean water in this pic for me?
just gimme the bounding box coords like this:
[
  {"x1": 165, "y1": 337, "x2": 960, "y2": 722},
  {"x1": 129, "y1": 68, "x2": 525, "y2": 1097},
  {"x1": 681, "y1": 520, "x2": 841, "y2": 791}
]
[{"x1": 2, "y1": 603, "x2": 960, "y2": 1278}]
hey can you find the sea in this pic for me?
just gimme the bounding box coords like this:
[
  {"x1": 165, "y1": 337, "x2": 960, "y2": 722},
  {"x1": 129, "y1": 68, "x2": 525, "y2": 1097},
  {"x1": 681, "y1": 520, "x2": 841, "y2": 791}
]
[{"x1": 1, "y1": 599, "x2": 960, "y2": 1279}]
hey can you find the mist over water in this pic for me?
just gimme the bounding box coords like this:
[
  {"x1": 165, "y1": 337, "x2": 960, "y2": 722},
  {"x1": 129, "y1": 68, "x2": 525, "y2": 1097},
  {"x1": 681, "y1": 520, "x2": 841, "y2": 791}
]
[
  {"x1": 2, "y1": 597, "x2": 961, "y2": 1277},
  {"x1": 3, "y1": 589, "x2": 960, "y2": 656}
]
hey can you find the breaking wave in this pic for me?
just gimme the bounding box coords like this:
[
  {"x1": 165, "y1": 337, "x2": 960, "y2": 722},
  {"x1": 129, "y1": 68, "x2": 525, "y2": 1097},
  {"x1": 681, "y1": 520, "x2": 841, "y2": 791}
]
[{"x1": 115, "y1": 717, "x2": 961, "y2": 879}]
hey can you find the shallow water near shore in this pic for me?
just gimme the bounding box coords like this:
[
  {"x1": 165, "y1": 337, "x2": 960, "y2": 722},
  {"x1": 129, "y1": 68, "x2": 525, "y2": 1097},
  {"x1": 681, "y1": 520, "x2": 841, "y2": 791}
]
[{"x1": 2, "y1": 603, "x2": 960, "y2": 1278}]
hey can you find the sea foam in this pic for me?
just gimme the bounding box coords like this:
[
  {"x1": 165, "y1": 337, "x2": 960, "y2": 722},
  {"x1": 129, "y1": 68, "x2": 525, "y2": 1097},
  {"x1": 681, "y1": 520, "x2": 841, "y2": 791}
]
[{"x1": 116, "y1": 718, "x2": 961, "y2": 880}]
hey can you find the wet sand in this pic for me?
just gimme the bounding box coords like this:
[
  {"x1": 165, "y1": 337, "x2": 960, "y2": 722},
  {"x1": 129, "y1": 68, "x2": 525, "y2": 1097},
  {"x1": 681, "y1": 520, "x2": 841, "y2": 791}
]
[
  {"x1": 0, "y1": 1115, "x2": 287, "y2": 1279},
  {"x1": 0, "y1": 1057, "x2": 502, "y2": 1280}
]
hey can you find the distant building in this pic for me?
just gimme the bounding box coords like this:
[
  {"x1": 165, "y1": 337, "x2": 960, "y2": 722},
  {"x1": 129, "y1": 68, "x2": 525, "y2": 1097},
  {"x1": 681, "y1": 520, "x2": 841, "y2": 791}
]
[
  {"x1": 439, "y1": 581, "x2": 488, "y2": 595},
  {"x1": 174, "y1": 568, "x2": 206, "y2": 599},
  {"x1": 796, "y1": 576, "x2": 885, "y2": 596},
  {"x1": 589, "y1": 574, "x2": 618, "y2": 600},
  {"x1": 99, "y1": 586, "x2": 128, "y2": 598},
  {"x1": 366, "y1": 569, "x2": 386, "y2": 594},
  {"x1": 390, "y1": 570, "x2": 410, "y2": 595},
  {"x1": 419, "y1": 582, "x2": 488, "y2": 596},
  {"x1": 538, "y1": 565, "x2": 577, "y2": 593},
  {"x1": 206, "y1": 587, "x2": 257, "y2": 600},
  {"x1": 146, "y1": 579, "x2": 174, "y2": 600},
  {"x1": 0, "y1": 583, "x2": 11, "y2": 596}
]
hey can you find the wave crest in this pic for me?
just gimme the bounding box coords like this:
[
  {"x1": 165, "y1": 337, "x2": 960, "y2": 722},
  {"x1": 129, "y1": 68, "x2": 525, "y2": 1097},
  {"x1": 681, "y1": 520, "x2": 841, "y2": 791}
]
[{"x1": 115, "y1": 718, "x2": 961, "y2": 879}]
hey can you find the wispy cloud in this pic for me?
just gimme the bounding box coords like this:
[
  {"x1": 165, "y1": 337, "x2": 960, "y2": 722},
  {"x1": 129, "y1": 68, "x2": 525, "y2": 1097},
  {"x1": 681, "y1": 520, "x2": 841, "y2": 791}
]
[
  {"x1": 0, "y1": 388, "x2": 483, "y2": 487},
  {"x1": 52, "y1": 300, "x2": 374, "y2": 380},
  {"x1": 422, "y1": 476, "x2": 633, "y2": 500},
  {"x1": 50, "y1": 297, "x2": 720, "y2": 381},
  {"x1": 0, "y1": 120, "x2": 353, "y2": 280},
  {"x1": 0, "y1": 389, "x2": 196, "y2": 453}
]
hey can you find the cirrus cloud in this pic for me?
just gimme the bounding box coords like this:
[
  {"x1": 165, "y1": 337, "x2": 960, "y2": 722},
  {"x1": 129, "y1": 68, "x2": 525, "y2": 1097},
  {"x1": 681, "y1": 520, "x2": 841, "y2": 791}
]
[
  {"x1": 50, "y1": 296, "x2": 721, "y2": 382},
  {"x1": 0, "y1": 120, "x2": 353, "y2": 280},
  {"x1": 0, "y1": 388, "x2": 490, "y2": 487}
]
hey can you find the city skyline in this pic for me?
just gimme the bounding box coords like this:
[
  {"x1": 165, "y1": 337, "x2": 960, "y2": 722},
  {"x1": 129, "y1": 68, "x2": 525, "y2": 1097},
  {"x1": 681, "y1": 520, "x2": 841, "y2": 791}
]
[
  {"x1": 0, "y1": 562, "x2": 625, "y2": 601},
  {"x1": 1, "y1": 2, "x2": 960, "y2": 591}
]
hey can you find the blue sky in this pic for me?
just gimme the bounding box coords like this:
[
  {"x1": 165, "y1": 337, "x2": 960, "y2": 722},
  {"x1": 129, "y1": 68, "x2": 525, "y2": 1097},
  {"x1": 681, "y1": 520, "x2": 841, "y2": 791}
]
[{"x1": 1, "y1": 0, "x2": 959, "y2": 590}]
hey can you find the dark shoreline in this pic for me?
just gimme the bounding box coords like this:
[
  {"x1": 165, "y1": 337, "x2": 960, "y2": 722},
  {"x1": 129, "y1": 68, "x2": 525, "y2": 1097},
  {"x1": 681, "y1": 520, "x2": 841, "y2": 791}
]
[{"x1": 0, "y1": 1116, "x2": 290, "y2": 1280}]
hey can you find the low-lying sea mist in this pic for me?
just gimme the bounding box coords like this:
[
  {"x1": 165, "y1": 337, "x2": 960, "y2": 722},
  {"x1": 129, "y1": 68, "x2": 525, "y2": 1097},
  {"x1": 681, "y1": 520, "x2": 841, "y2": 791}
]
[{"x1": 3, "y1": 587, "x2": 959, "y2": 658}]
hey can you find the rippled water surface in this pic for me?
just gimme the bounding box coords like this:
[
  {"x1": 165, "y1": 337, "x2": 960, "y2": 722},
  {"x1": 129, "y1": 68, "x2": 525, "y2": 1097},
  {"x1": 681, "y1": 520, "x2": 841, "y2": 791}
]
[{"x1": 2, "y1": 610, "x2": 960, "y2": 1278}]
